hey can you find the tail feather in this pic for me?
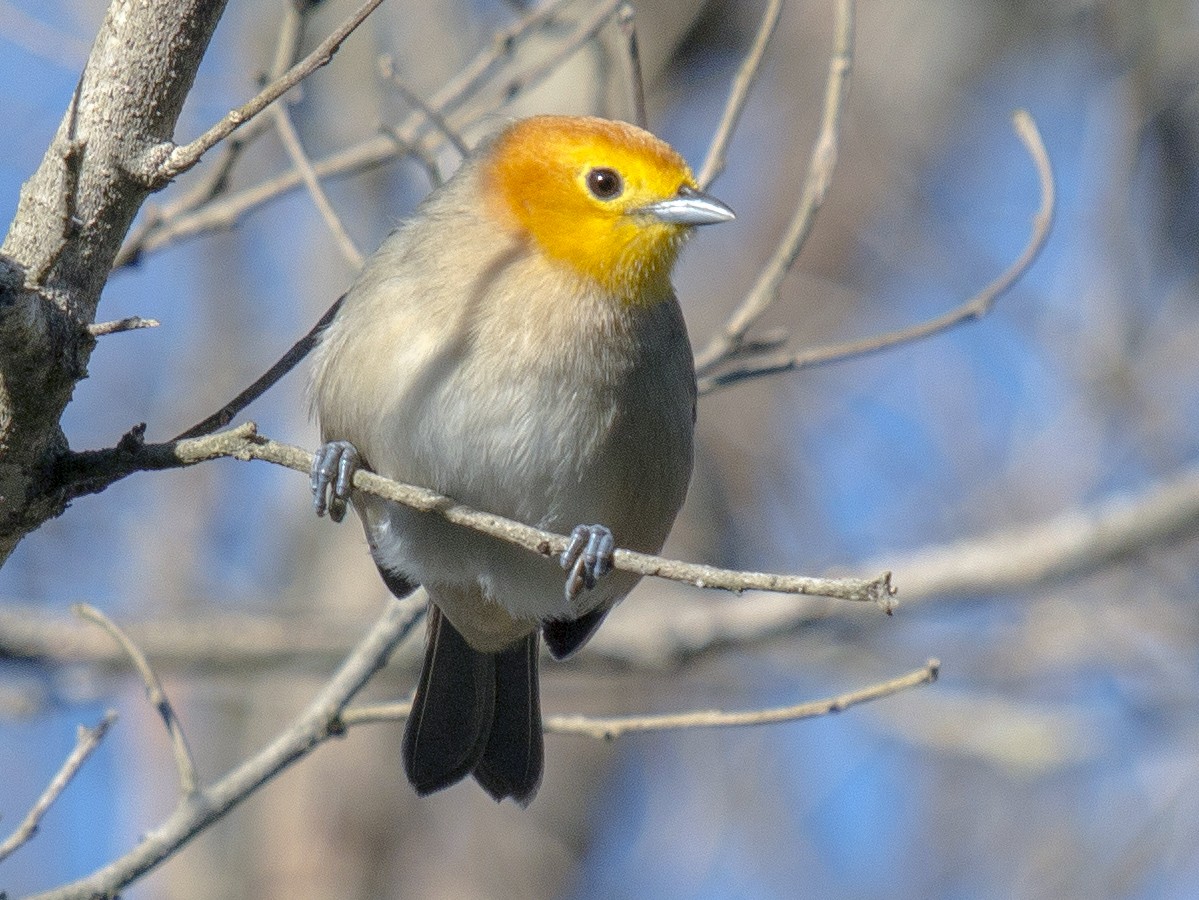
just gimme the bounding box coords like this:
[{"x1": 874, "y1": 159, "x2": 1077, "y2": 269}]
[
  {"x1": 473, "y1": 632, "x2": 544, "y2": 806},
  {"x1": 402, "y1": 606, "x2": 495, "y2": 795},
  {"x1": 401, "y1": 605, "x2": 545, "y2": 804}
]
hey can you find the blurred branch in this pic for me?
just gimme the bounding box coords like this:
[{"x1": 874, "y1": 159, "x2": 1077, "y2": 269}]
[
  {"x1": 115, "y1": 0, "x2": 597, "y2": 265},
  {"x1": 55, "y1": 422, "x2": 896, "y2": 607},
  {"x1": 272, "y1": 102, "x2": 364, "y2": 268},
  {"x1": 113, "y1": 0, "x2": 313, "y2": 269},
  {"x1": 699, "y1": 109, "x2": 1055, "y2": 392},
  {"x1": 616, "y1": 2, "x2": 647, "y2": 128},
  {"x1": 340, "y1": 659, "x2": 940, "y2": 737},
  {"x1": 171, "y1": 297, "x2": 342, "y2": 440},
  {"x1": 694, "y1": 0, "x2": 852, "y2": 377},
  {"x1": 74, "y1": 604, "x2": 198, "y2": 798},
  {"x1": 9, "y1": 465, "x2": 1199, "y2": 673},
  {"x1": 378, "y1": 56, "x2": 471, "y2": 158},
  {"x1": 27, "y1": 594, "x2": 425, "y2": 900},
  {"x1": 154, "y1": 0, "x2": 387, "y2": 185},
  {"x1": 695, "y1": 0, "x2": 787, "y2": 190},
  {"x1": 0, "y1": 710, "x2": 117, "y2": 863}
]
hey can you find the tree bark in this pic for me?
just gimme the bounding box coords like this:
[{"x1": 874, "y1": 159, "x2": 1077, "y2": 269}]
[{"x1": 0, "y1": 0, "x2": 230, "y2": 563}]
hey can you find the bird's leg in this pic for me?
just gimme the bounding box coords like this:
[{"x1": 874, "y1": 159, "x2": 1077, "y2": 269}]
[
  {"x1": 560, "y1": 524, "x2": 616, "y2": 600},
  {"x1": 311, "y1": 440, "x2": 361, "y2": 523}
]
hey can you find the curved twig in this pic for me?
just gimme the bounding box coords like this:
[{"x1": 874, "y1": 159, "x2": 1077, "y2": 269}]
[
  {"x1": 340, "y1": 659, "x2": 940, "y2": 738},
  {"x1": 695, "y1": 0, "x2": 854, "y2": 376},
  {"x1": 156, "y1": 0, "x2": 387, "y2": 184},
  {"x1": 699, "y1": 109, "x2": 1055, "y2": 393},
  {"x1": 696, "y1": 0, "x2": 786, "y2": 190},
  {"x1": 74, "y1": 604, "x2": 198, "y2": 797}
]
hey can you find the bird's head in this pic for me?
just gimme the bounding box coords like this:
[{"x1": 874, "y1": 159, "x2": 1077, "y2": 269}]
[{"x1": 482, "y1": 115, "x2": 734, "y2": 302}]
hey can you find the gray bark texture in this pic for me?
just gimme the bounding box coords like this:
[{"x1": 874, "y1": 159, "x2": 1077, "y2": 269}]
[{"x1": 0, "y1": 0, "x2": 229, "y2": 563}]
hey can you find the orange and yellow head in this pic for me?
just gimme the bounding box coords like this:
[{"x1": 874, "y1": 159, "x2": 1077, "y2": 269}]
[{"x1": 483, "y1": 116, "x2": 733, "y2": 301}]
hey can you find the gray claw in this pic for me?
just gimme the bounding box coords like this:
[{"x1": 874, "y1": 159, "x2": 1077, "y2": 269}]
[
  {"x1": 559, "y1": 523, "x2": 615, "y2": 601},
  {"x1": 311, "y1": 440, "x2": 360, "y2": 523}
]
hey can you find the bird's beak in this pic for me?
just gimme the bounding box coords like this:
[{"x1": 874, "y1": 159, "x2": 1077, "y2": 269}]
[{"x1": 634, "y1": 184, "x2": 735, "y2": 226}]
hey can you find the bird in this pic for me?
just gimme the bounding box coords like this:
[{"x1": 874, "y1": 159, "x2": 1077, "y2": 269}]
[{"x1": 308, "y1": 114, "x2": 733, "y2": 805}]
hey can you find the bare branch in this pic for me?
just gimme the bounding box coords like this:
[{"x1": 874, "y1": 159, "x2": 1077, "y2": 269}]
[
  {"x1": 74, "y1": 604, "x2": 198, "y2": 798},
  {"x1": 55, "y1": 422, "x2": 895, "y2": 607},
  {"x1": 118, "y1": 0, "x2": 586, "y2": 264},
  {"x1": 696, "y1": 0, "x2": 786, "y2": 190},
  {"x1": 28, "y1": 594, "x2": 425, "y2": 900},
  {"x1": 695, "y1": 0, "x2": 853, "y2": 376},
  {"x1": 340, "y1": 660, "x2": 939, "y2": 737},
  {"x1": 157, "y1": 0, "x2": 387, "y2": 184},
  {"x1": 617, "y1": 2, "x2": 647, "y2": 128},
  {"x1": 0, "y1": 710, "x2": 117, "y2": 863},
  {"x1": 699, "y1": 109, "x2": 1055, "y2": 393},
  {"x1": 86, "y1": 316, "x2": 160, "y2": 337},
  {"x1": 377, "y1": 56, "x2": 471, "y2": 158},
  {"x1": 499, "y1": 0, "x2": 623, "y2": 101},
  {"x1": 171, "y1": 296, "x2": 342, "y2": 440},
  {"x1": 113, "y1": 0, "x2": 313, "y2": 270},
  {"x1": 272, "y1": 103, "x2": 364, "y2": 269},
  {"x1": 12, "y1": 462, "x2": 1198, "y2": 675},
  {"x1": 0, "y1": 0, "x2": 230, "y2": 566}
]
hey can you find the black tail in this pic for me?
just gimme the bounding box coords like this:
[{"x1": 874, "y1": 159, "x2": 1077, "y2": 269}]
[
  {"x1": 473, "y1": 632, "x2": 543, "y2": 806},
  {"x1": 401, "y1": 605, "x2": 544, "y2": 805}
]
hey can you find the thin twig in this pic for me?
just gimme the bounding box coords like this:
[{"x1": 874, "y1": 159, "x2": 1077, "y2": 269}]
[
  {"x1": 122, "y1": 0, "x2": 579, "y2": 263},
  {"x1": 57, "y1": 423, "x2": 896, "y2": 608},
  {"x1": 617, "y1": 2, "x2": 647, "y2": 128},
  {"x1": 73, "y1": 604, "x2": 198, "y2": 798},
  {"x1": 696, "y1": 0, "x2": 786, "y2": 190},
  {"x1": 0, "y1": 710, "x2": 118, "y2": 863},
  {"x1": 272, "y1": 103, "x2": 364, "y2": 268},
  {"x1": 156, "y1": 0, "x2": 387, "y2": 184},
  {"x1": 171, "y1": 295, "x2": 342, "y2": 440},
  {"x1": 340, "y1": 660, "x2": 940, "y2": 737},
  {"x1": 30, "y1": 594, "x2": 426, "y2": 900},
  {"x1": 694, "y1": 0, "x2": 853, "y2": 376},
  {"x1": 698, "y1": 109, "x2": 1055, "y2": 393},
  {"x1": 377, "y1": 56, "x2": 470, "y2": 158},
  {"x1": 499, "y1": 0, "x2": 622, "y2": 101},
  {"x1": 87, "y1": 316, "x2": 160, "y2": 337},
  {"x1": 114, "y1": 0, "x2": 313, "y2": 269}
]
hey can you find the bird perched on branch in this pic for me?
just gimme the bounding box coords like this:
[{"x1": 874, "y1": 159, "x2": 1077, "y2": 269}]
[{"x1": 310, "y1": 115, "x2": 733, "y2": 805}]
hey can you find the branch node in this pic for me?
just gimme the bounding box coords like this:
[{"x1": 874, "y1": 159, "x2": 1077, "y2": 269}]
[{"x1": 117, "y1": 423, "x2": 147, "y2": 453}]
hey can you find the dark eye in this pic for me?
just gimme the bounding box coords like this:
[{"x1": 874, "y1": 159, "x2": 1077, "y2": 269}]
[{"x1": 586, "y1": 167, "x2": 624, "y2": 200}]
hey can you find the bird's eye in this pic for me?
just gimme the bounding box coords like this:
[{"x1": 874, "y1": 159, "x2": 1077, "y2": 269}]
[{"x1": 585, "y1": 167, "x2": 624, "y2": 201}]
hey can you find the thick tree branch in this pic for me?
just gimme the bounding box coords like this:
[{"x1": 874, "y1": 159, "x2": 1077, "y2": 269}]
[{"x1": 0, "y1": 0, "x2": 231, "y2": 565}]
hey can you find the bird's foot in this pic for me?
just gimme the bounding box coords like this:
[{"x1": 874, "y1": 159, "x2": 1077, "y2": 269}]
[
  {"x1": 311, "y1": 440, "x2": 361, "y2": 523},
  {"x1": 560, "y1": 524, "x2": 615, "y2": 601}
]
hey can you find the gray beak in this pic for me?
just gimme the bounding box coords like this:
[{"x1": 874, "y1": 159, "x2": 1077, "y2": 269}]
[{"x1": 635, "y1": 184, "x2": 735, "y2": 226}]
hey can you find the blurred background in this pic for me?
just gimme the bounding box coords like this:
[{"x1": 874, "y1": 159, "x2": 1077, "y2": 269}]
[{"x1": 2, "y1": 0, "x2": 1198, "y2": 896}]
